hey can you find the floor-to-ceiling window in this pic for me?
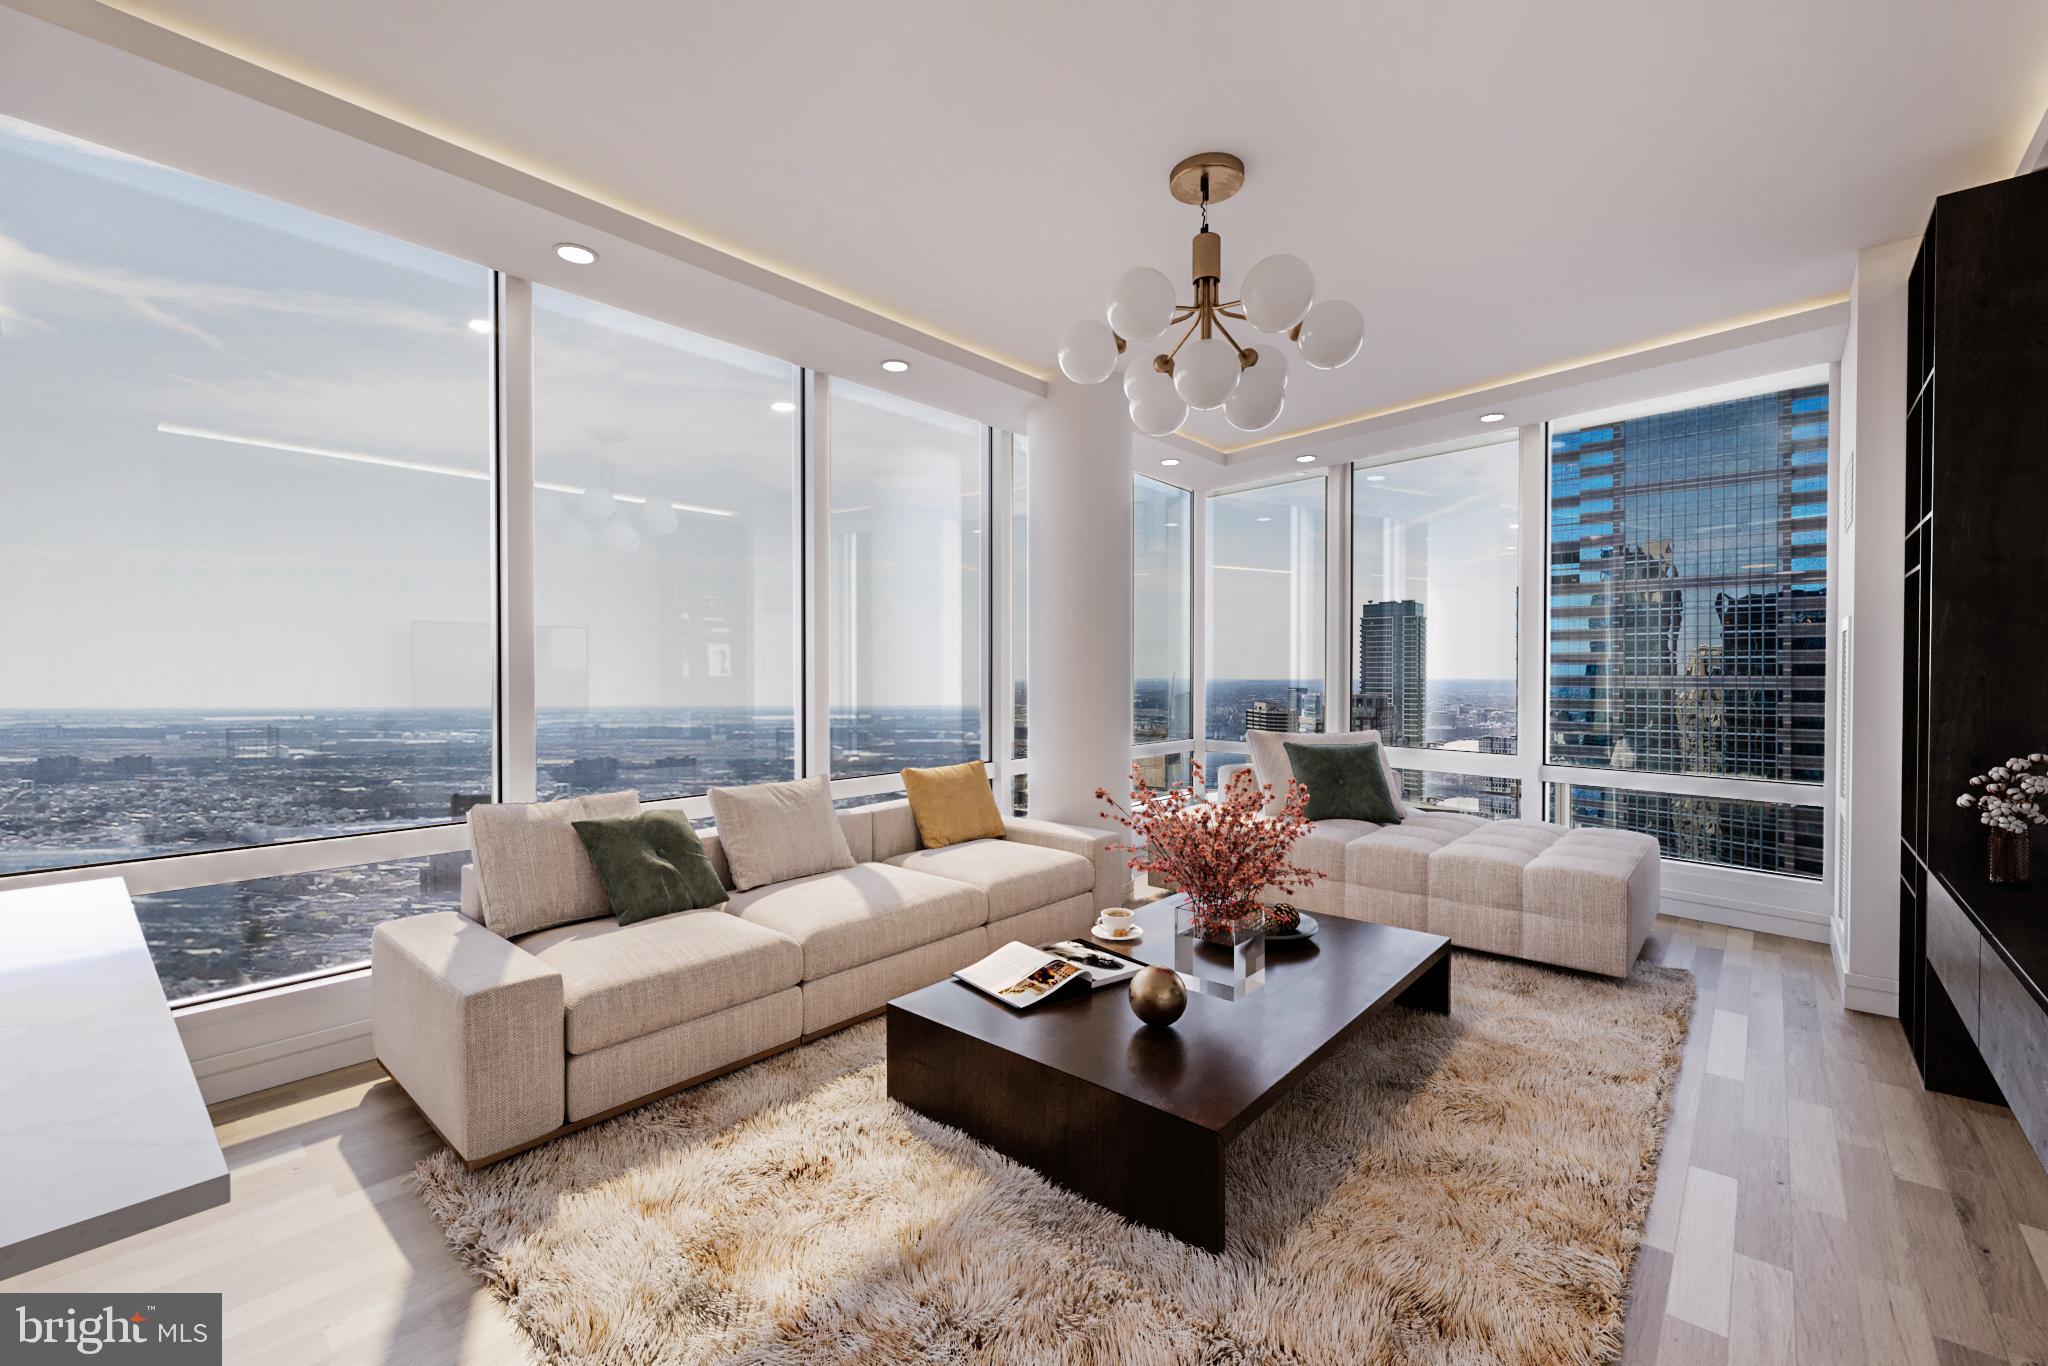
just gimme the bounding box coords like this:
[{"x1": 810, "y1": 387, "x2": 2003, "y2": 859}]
[
  {"x1": 826, "y1": 381, "x2": 985, "y2": 778},
  {"x1": 1351, "y1": 443, "x2": 1518, "y2": 750},
  {"x1": 0, "y1": 112, "x2": 1025, "y2": 1005},
  {"x1": 1134, "y1": 475, "x2": 1193, "y2": 745},
  {"x1": 1351, "y1": 441, "x2": 1520, "y2": 816},
  {"x1": 1133, "y1": 473, "x2": 1194, "y2": 791},
  {"x1": 0, "y1": 114, "x2": 495, "y2": 998},
  {"x1": 531, "y1": 288, "x2": 798, "y2": 800},
  {"x1": 1206, "y1": 478, "x2": 1327, "y2": 752},
  {"x1": 1545, "y1": 378, "x2": 1830, "y2": 876}
]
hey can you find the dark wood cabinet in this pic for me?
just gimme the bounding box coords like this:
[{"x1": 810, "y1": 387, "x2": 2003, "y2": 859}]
[{"x1": 1900, "y1": 169, "x2": 2048, "y2": 1163}]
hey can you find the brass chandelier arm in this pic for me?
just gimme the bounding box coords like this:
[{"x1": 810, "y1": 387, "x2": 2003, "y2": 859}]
[
  {"x1": 1164, "y1": 316, "x2": 1202, "y2": 363},
  {"x1": 1211, "y1": 315, "x2": 1253, "y2": 362}
]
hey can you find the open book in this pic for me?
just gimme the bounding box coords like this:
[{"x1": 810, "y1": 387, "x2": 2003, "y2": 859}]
[
  {"x1": 954, "y1": 941, "x2": 1089, "y2": 1008},
  {"x1": 1040, "y1": 940, "x2": 1143, "y2": 988}
]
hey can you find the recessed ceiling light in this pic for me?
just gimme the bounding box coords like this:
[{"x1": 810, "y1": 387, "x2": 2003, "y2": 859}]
[
  {"x1": 1256, "y1": 515, "x2": 1272, "y2": 523},
  {"x1": 555, "y1": 243, "x2": 597, "y2": 265},
  {"x1": 1479, "y1": 411, "x2": 1507, "y2": 423},
  {"x1": 770, "y1": 401, "x2": 796, "y2": 414},
  {"x1": 1294, "y1": 455, "x2": 1317, "y2": 464},
  {"x1": 1365, "y1": 473, "x2": 1386, "y2": 482},
  {"x1": 466, "y1": 318, "x2": 492, "y2": 335},
  {"x1": 1160, "y1": 458, "x2": 1181, "y2": 467},
  {"x1": 880, "y1": 358, "x2": 911, "y2": 373},
  {"x1": 1508, "y1": 523, "x2": 1520, "y2": 530}
]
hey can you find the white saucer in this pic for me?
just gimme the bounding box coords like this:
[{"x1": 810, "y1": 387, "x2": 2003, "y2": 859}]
[{"x1": 1094, "y1": 925, "x2": 1143, "y2": 943}]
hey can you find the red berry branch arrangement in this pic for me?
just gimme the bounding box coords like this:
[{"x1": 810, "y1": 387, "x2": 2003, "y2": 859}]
[{"x1": 1096, "y1": 760, "x2": 1324, "y2": 938}]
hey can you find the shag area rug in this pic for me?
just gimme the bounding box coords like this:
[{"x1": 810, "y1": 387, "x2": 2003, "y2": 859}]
[{"x1": 416, "y1": 952, "x2": 1691, "y2": 1365}]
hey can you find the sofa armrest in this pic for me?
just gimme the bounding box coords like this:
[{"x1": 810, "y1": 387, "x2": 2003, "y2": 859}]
[
  {"x1": 372, "y1": 911, "x2": 564, "y2": 1162},
  {"x1": 1002, "y1": 816, "x2": 1132, "y2": 910}
]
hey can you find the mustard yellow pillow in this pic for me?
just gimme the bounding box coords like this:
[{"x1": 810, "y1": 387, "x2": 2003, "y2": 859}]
[{"x1": 902, "y1": 760, "x2": 1007, "y2": 848}]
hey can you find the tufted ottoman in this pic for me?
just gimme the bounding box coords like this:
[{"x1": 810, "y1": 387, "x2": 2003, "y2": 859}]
[{"x1": 1427, "y1": 823, "x2": 1661, "y2": 977}]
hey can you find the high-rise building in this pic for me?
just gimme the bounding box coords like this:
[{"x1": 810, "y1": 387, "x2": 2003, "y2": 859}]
[
  {"x1": 1547, "y1": 384, "x2": 1829, "y2": 877},
  {"x1": 1243, "y1": 699, "x2": 1297, "y2": 734},
  {"x1": 1357, "y1": 600, "x2": 1427, "y2": 747}
]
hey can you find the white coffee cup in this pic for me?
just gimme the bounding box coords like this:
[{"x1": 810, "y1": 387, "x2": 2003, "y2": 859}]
[{"x1": 1094, "y1": 908, "x2": 1136, "y2": 937}]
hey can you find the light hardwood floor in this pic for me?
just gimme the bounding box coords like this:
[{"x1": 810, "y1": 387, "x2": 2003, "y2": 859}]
[{"x1": 4, "y1": 915, "x2": 2041, "y2": 1365}]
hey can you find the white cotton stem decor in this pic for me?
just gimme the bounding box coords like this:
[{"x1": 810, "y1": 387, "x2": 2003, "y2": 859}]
[
  {"x1": 1955, "y1": 753, "x2": 2048, "y2": 832},
  {"x1": 1956, "y1": 752, "x2": 2045, "y2": 885}
]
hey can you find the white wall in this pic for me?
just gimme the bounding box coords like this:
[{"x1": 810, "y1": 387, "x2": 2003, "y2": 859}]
[{"x1": 1833, "y1": 237, "x2": 1919, "y2": 1015}]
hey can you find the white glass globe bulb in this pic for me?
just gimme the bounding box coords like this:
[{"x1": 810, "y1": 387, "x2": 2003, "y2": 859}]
[
  {"x1": 1127, "y1": 368, "x2": 1187, "y2": 436},
  {"x1": 1123, "y1": 342, "x2": 1169, "y2": 400},
  {"x1": 1057, "y1": 318, "x2": 1120, "y2": 385},
  {"x1": 1297, "y1": 299, "x2": 1364, "y2": 369},
  {"x1": 1173, "y1": 335, "x2": 1242, "y2": 410},
  {"x1": 1224, "y1": 347, "x2": 1288, "y2": 432},
  {"x1": 581, "y1": 486, "x2": 618, "y2": 522},
  {"x1": 641, "y1": 500, "x2": 679, "y2": 537},
  {"x1": 1106, "y1": 266, "x2": 1176, "y2": 343},
  {"x1": 1241, "y1": 254, "x2": 1316, "y2": 333}
]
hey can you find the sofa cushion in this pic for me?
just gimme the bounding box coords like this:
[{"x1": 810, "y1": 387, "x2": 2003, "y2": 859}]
[
  {"x1": 1246, "y1": 730, "x2": 1410, "y2": 819},
  {"x1": 728, "y1": 863, "x2": 987, "y2": 980},
  {"x1": 571, "y1": 810, "x2": 728, "y2": 925},
  {"x1": 1290, "y1": 819, "x2": 1383, "y2": 881},
  {"x1": 516, "y1": 910, "x2": 803, "y2": 1055},
  {"x1": 886, "y1": 838, "x2": 1093, "y2": 922},
  {"x1": 467, "y1": 789, "x2": 641, "y2": 939},
  {"x1": 708, "y1": 777, "x2": 855, "y2": 892},
  {"x1": 1346, "y1": 818, "x2": 1476, "y2": 895},
  {"x1": 902, "y1": 759, "x2": 1007, "y2": 848},
  {"x1": 869, "y1": 800, "x2": 922, "y2": 863}
]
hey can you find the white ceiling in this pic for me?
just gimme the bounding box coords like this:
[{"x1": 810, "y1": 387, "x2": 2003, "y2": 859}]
[{"x1": 41, "y1": 1, "x2": 2048, "y2": 452}]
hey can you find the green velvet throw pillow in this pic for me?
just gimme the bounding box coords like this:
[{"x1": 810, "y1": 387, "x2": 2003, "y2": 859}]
[
  {"x1": 571, "y1": 810, "x2": 728, "y2": 926},
  {"x1": 1283, "y1": 741, "x2": 1405, "y2": 825}
]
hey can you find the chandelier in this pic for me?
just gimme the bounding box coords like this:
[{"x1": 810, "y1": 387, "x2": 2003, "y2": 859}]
[{"x1": 1056, "y1": 152, "x2": 1363, "y2": 437}]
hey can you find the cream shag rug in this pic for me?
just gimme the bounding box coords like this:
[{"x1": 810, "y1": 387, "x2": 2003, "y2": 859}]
[{"x1": 416, "y1": 953, "x2": 1692, "y2": 1365}]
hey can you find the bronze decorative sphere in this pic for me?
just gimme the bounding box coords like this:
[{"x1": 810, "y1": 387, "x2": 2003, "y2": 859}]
[{"x1": 1127, "y1": 965, "x2": 1187, "y2": 1027}]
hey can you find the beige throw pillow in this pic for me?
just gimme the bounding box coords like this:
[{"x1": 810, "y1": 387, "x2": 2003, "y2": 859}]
[
  {"x1": 467, "y1": 789, "x2": 641, "y2": 939},
  {"x1": 708, "y1": 776, "x2": 856, "y2": 892},
  {"x1": 1244, "y1": 730, "x2": 1411, "y2": 819}
]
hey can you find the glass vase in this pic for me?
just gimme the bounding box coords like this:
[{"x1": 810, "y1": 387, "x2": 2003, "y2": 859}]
[
  {"x1": 1173, "y1": 895, "x2": 1265, "y2": 1001},
  {"x1": 1988, "y1": 829, "x2": 2032, "y2": 885}
]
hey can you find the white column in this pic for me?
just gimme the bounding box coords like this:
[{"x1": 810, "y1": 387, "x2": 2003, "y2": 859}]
[
  {"x1": 1834, "y1": 236, "x2": 1917, "y2": 1015},
  {"x1": 1026, "y1": 377, "x2": 1133, "y2": 824}
]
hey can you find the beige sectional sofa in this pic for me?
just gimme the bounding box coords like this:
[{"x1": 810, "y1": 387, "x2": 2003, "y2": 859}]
[
  {"x1": 372, "y1": 791, "x2": 1126, "y2": 1166},
  {"x1": 1218, "y1": 730, "x2": 1662, "y2": 979}
]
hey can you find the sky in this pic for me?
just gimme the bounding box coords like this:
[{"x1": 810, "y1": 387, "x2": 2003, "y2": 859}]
[{"x1": 0, "y1": 115, "x2": 983, "y2": 712}]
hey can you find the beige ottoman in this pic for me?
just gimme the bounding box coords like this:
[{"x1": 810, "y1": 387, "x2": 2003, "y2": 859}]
[{"x1": 1427, "y1": 824, "x2": 1660, "y2": 978}]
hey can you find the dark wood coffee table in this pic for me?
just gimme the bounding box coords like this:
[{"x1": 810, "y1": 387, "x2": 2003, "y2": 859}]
[{"x1": 884, "y1": 899, "x2": 1450, "y2": 1252}]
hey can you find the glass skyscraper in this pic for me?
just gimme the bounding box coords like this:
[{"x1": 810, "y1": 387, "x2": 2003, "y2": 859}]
[{"x1": 1547, "y1": 384, "x2": 1829, "y2": 877}]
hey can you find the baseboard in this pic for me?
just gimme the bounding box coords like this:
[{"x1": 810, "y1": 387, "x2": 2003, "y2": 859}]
[
  {"x1": 1658, "y1": 891, "x2": 1832, "y2": 944},
  {"x1": 1840, "y1": 970, "x2": 1901, "y2": 1017},
  {"x1": 1657, "y1": 861, "x2": 1834, "y2": 944},
  {"x1": 173, "y1": 968, "x2": 373, "y2": 1104}
]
